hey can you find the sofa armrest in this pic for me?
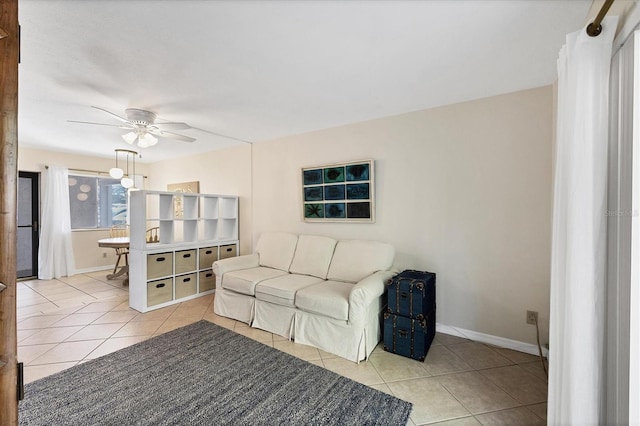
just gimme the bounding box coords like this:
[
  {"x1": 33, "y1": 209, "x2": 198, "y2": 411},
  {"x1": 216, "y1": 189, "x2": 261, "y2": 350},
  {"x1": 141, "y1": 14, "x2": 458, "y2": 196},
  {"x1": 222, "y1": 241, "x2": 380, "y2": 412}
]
[
  {"x1": 348, "y1": 270, "x2": 395, "y2": 325},
  {"x1": 212, "y1": 253, "x2": 260, "y2": 277}
]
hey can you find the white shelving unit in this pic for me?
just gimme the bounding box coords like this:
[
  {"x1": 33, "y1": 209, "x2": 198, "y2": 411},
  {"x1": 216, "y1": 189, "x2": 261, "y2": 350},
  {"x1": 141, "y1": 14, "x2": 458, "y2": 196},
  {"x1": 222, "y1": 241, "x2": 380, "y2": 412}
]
[{"x1": 128, "y1": 190, "x2": 239, "y2": 312}]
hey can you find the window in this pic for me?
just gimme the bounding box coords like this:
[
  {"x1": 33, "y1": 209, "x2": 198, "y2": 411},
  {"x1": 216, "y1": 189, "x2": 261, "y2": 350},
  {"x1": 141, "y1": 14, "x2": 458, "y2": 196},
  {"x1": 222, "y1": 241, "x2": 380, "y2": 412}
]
[{"x1": 68, "y1": 175, "x2": 127, "y2": 229}]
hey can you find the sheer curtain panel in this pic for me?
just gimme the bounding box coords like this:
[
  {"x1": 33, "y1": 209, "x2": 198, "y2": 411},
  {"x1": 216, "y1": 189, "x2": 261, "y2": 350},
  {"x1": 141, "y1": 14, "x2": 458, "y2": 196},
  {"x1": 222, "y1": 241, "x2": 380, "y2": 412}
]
[
  {"x1": 549, "y1": 16, "x2": 617, "y2": 425},
  {"x1": 38, "y1": 165, "x2": 75, "y2": 279}
]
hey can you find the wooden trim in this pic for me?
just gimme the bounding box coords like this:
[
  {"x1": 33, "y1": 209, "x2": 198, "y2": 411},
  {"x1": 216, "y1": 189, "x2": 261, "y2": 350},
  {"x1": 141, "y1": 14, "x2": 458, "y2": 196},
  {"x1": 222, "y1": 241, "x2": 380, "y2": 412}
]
[{"x1": 0, "y1": 0, "x2": 19, "y2": 423}]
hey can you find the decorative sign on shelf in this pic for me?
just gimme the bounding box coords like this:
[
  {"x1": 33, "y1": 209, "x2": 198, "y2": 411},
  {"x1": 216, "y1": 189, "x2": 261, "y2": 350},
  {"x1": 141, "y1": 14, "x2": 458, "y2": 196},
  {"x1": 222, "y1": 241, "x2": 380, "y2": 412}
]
[
  {"x1": 302, "y1": 159, "x2": 374, "y2": 223},
  {"x1": 167, "y1": 181, "x2": 200, "y2": 218}
]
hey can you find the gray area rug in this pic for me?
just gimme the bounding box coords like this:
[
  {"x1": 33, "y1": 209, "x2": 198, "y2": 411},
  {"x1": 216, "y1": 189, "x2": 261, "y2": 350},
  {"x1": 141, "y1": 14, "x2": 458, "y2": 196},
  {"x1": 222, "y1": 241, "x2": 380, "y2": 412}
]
[{"x1": 19, "y1": 320, "x2": 412, "y2": 425}]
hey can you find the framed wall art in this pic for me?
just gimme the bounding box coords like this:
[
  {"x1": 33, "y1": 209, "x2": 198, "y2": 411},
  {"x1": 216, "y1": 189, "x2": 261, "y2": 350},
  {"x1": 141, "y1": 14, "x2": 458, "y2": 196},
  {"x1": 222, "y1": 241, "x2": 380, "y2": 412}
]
[
  {"x1": 302, "y1": 159, "x2": 374, "y2": 223},
  {"x1": 167, "y1": 181, "x2": 200, "y2": 218}
]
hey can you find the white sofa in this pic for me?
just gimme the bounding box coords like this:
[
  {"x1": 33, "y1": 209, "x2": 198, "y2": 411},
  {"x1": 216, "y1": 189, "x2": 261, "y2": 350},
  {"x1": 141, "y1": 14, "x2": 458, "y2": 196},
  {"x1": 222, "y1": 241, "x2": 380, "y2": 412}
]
[{"x1": 212, "y1": 232, "x2": 395, "y2": 362}]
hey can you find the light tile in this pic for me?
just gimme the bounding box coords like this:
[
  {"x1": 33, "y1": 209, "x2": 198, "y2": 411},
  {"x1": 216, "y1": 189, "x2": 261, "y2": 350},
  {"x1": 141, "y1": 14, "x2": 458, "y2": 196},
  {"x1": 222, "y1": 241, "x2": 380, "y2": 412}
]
[
  {"x1": 18, "y1": 343, "x2": 57, "y2": 365},
  {"x1": 368, "y1": 383, "x2": 394, "y2": 396},
  {"x1": 323, "y1": 357, "x2": 385, "y2": 386},
  {"x1": 170, "y1": 303, "x2": 209, "y2": 319},
  {"x1": 474, "y1": 406, "x2": 545, "y2": 425},
  {"x1": 154, "y1": 316, "x2": 202, "y2": 335},
  {"x1": 112, "y1": 320, "x2": 164, "y2": 338},
  {"x1": 480, "y1": 365, "x2": 548, "y2": 405},
  {"x1": 52, "y1": 297, "x2": 97, "y2": 310},
  {"x1": 112, "y1": 301, "x2": 136, "y2": 312},
  {"x1": 308, "y1": 359, "x2": 324, "y2": 368},
  {"x1": 233, "y1": 325, "x2": 273, "y2": 344},
  {"x1": 75, "y1": 300, "x2": 124, "y2": 313},
  {"x1": 447, "y1": 342, "x2": 513, "y2": 370},
  {"x1": 387, "y1": 377, "x2": 470, "y2": 425},
  {"x1": 17, "y1": 293, "x2": 50, "y2": 307},
  {"x1": 85, "y1": 336, "x2": 148, "y2": 359},
  {"x1": 273, "y1": 340, "x2": 322, "y2": 361},
  {"x1": 436, "y1": 371, "x2": 520, "y2": 414},
  {"x1": 90, "y1": 288, "x2": 129, "y2": 300},
  {"x1": 91, "y1": 310, "x2": 138, "y2": 324},
  {"x1": 423, "y1": 345, "x2": 473, "y2": 376},
  {"x1": 67, "y1": 281, "x2": 116, "y2": 294},
  {"x1": 519, "y1": 361, "x2": 549, "y2": 383},
  {"x1": 24, "y1": 362, "x2": 78, "y2": 384},
  {"x1": 527, "y1": 403, "x2": 547, "y2": 420},
  {"x1": 428, "y1": 416, "x2": 482, "y2": 426},
  {"x1": 435, "y1": 333, "x2": 470, "y2": 346},
  {"x1": 30, "y1": 340, "x2": 105, "y2": 365},
  {"x1": 130, "y1": 306, "x2": 176, "y2": 322},
  {"x1": 19, "y1": 326, "x2": 84, "y2": 345},
  {"x1": 65, "y1": 323, "x2": 126, "y2": 342},
  {"x1": 490, "y1": 346, "x2": 542, "y2": 364},
  {"x1": 319, "y1": 349, "x2": 339, "y2": 360},
  {"x1": 368, "y1": 350, "x2": 430, "y2": 382},
  {"x1": 17, "y1": 328, "x2": 41, "y2": 343},
  {"x1": 202, "y1": 313, "x2": 236, "y2": 330},
  {"x1": 18, "y1": 314, "x2": 68, "y2": 330},
  {"x1": 39, "y1": 290, "x2": 88, "y2": 302},
  {"x1": 16, "y1": 303, "x2": 60, "y2": 319},
  {"x1": 51, "y1": 312, "x2": 106, "y2": 327}
]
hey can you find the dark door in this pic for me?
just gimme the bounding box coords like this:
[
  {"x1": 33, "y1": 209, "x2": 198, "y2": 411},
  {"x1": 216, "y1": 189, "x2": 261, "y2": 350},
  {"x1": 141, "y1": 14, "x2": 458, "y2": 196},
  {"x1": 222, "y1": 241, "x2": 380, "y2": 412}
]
[{"x1": 17, "y1": 172, "x2": 39, "y2": 279}]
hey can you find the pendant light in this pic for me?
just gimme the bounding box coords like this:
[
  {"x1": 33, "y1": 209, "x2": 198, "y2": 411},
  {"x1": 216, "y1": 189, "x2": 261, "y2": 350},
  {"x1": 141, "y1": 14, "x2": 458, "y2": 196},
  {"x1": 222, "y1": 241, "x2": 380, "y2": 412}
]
[{"x1": 111, "y1": 149, "x2": 137, "y2": 189}]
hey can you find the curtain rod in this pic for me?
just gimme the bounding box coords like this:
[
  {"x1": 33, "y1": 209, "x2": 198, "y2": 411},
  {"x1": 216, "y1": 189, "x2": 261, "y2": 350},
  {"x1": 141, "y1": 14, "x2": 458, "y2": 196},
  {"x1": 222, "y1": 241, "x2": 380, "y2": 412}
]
[
  {"x1": 587, "y1": 0, "x2": 616, "y2": 37},
  {"x1": 44, "y1": 165, "x2": 147, "y2": 178}
]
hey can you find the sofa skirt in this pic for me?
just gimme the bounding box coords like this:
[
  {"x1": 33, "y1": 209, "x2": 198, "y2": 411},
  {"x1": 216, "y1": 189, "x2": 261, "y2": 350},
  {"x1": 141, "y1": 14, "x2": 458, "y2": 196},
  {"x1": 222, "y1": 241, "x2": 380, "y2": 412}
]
[
  {"x1": 293, "y1": 298, "x2": 381, "y2": 363},
  {"x1": 213, "y1": 288, "x2": 255, "y2": 324},
  {"x1": 253, "y1": 299, "x2": 296, "y2": 340}
]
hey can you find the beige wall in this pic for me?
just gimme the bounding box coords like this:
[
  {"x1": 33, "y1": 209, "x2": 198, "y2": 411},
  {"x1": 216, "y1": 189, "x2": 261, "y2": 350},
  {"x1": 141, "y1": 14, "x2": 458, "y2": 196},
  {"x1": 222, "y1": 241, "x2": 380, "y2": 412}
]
[
  {"x1": 18, "y1": 147, "x2": 151, "y2": 271},
  {"x1": 146, "y1": 144, "x2": 253, "y2": 256},
  {"x1": 251, "y1": 86, "x2": 553, "y2": 345}
]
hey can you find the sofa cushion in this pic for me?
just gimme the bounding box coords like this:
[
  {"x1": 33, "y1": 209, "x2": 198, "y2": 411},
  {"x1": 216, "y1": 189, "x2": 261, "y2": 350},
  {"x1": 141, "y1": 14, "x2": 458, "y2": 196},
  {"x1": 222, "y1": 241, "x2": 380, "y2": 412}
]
[
  {"x1": 295, "y1": 280, "x2": 353, "y2": 321},
  {"x1": 221, "y1": 267, "x2": 288, "y2": 296},
  {"x1": 256, "y1": 232, "x2": 299, "y2": 272},
  {"x1": 255, "y1": 274, "x2": 324, "y2": 307},
  {"x1": 327, "y1": 240, "x2": 395, "y2": 283},
  {"x1": 289, "y1": 235, "x2": 337, "y2": 279}
]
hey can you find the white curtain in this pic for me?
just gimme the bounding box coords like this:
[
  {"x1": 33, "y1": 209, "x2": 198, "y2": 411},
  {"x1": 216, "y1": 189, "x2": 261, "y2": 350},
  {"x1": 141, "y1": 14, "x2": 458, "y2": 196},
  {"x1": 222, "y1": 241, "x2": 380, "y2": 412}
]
[
  {"x1": 38, "y1": 165, "x2": 76, "y2": 279},
  {"x1": 549, "y1": 17, "x2": 618, "y2": 425}
]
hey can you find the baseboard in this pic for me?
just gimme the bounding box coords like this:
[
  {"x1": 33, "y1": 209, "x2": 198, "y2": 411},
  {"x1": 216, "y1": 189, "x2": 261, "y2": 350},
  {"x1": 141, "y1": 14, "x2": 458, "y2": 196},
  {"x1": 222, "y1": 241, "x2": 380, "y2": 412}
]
[
  {"x1": 436, "y1": 322, "x2": 549, "y2": 358},
  {"x1": 74, "y1": 266, "x2": 113, "y2": 274}
]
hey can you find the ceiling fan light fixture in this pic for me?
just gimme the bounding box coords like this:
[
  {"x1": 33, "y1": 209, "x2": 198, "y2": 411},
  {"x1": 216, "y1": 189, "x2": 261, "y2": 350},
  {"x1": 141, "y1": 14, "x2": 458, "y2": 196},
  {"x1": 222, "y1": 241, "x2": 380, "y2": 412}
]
[
  {"x1": 122, "y1": 131, "x2": 137, "y2": 144},
  {"x1": 138, "y1": 132, "x2": 158, "y2": 148},
  {"x1": 109, "y1": 167, "x2": 124, "y2": 179}
]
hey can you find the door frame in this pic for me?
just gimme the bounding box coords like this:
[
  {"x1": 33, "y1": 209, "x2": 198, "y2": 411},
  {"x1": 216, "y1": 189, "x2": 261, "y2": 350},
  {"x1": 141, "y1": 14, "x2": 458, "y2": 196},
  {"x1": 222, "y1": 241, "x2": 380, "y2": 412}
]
[{"x1": 0, "y1": 0, "x2": 20, "y2": 423}]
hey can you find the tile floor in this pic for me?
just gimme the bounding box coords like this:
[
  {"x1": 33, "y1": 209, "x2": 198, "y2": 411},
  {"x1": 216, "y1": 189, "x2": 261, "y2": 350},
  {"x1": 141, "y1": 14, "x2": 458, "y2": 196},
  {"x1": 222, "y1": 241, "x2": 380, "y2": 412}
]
[{"x1": 17, "y1": 271, "x2": 549, "y2": 425}]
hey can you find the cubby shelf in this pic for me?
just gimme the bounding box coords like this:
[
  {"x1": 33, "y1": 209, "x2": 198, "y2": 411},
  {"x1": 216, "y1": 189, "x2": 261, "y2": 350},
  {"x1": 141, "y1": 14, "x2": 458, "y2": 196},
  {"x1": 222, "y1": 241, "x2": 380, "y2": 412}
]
[{"x1": 128, "y1": 190, "x2": 239, "y2": 312}]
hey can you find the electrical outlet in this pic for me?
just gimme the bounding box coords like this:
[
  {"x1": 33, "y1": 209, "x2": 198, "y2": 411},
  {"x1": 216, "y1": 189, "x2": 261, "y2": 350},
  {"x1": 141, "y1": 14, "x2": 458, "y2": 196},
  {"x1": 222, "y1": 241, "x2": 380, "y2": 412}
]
[
  {"x1": 526, "y1": 310, "x2": 538, "y2": 325},
  {"x1": 102, "y1": 252, "x2": 108, "y2": 258}
]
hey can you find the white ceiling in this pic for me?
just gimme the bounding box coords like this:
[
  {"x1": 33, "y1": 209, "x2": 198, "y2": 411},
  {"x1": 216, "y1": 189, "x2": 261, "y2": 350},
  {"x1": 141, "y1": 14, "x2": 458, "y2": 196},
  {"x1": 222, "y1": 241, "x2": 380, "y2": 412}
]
[{"x1": 19, "y1": 0, "x2": 593, "y2": 163}]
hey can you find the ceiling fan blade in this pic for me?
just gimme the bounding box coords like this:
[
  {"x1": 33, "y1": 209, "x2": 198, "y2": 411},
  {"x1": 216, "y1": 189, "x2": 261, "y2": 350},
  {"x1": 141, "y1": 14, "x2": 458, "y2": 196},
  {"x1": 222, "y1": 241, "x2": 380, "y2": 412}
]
[
  {"x1": 153, "y1": 121, "x2": 192, "y2": 131},
  {"x1": 148, "y1": 128, "x2": 196, "y2": 142},
  {"x1": 91, "y1": 106, "x2": 131, "y2": 124},
  {"x1": 67, "y1": 120, "x2": 132, "y2": 129}
]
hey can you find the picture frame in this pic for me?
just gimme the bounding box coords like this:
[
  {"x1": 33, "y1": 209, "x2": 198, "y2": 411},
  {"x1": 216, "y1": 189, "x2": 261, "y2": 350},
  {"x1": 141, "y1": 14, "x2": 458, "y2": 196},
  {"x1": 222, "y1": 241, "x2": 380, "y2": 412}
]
[
  {"x1": 167, "y1": 181, "x2": 200, "y2": 218},
  {"x1": 302, "y1": 160, "x2": 374, "y2": 223}
]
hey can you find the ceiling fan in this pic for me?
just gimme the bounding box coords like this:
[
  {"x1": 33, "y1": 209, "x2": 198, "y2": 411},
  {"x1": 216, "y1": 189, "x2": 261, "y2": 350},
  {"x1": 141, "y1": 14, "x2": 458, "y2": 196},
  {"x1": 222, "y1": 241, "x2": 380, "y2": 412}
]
[{"x1": 68, "y1": 106, "x2": 196, "y2": 147}]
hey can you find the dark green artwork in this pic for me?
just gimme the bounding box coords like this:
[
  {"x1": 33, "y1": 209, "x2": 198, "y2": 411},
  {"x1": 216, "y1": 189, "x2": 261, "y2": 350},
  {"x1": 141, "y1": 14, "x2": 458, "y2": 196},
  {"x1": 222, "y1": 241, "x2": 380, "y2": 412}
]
[
  {"x1": 346, "y1": 163, "x2": 370, "y2": 181},
  {"x1": 323, "y1": 167, "x2": 345, "y2": 183},
  {"x1": 304, "y1": 203, "x2": 324, "y2": 218},
  {"x1": 302, "y1": 160, "x2": 373, "y2": 222}
]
